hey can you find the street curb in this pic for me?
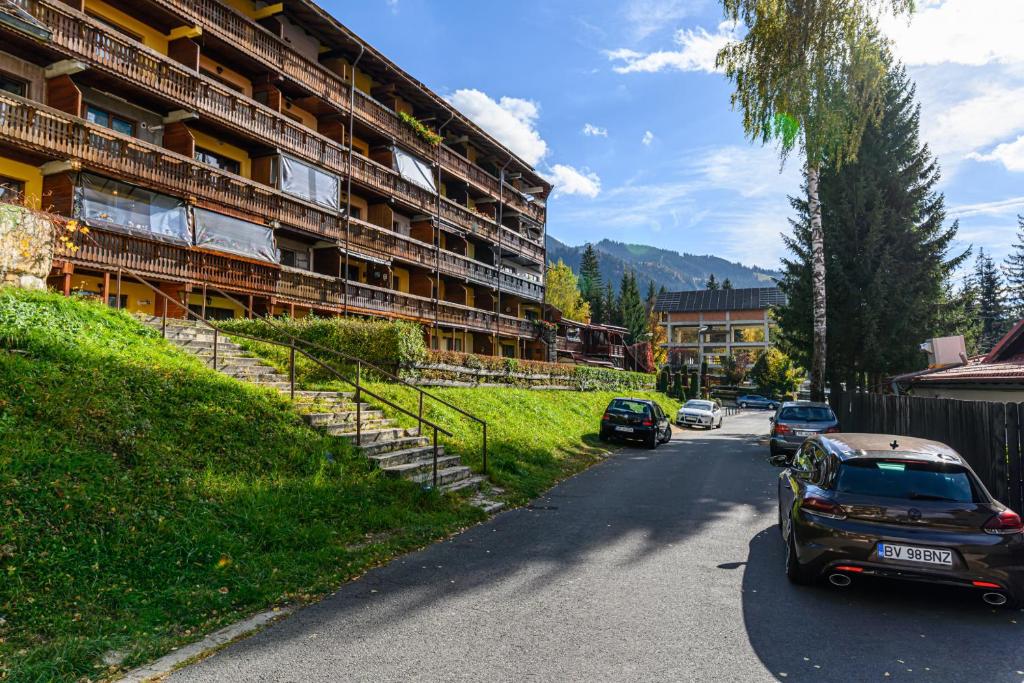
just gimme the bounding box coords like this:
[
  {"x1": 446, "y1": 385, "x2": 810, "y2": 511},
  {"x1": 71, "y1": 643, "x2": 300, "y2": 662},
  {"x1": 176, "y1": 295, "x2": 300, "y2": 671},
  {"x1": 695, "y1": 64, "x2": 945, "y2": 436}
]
[{"x1": 115, "y1": 607, "x2": 294, "y2": 682}]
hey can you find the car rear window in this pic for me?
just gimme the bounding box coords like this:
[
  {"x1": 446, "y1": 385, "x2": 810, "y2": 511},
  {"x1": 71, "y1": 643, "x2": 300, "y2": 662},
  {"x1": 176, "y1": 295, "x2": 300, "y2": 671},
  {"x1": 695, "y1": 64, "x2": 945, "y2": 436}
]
[
  {"x1": 778, "y1": 406, "x2": 835, "y2": 422},
  {"x1": 835, "y1": 459, "x2": 979, "y2": 502},
  {"x1": 684, "y1": 401, "x2": 714, "y2": 411},
  {"x1": 609, "y1": 399, "x2": 650, "y2": 415}
]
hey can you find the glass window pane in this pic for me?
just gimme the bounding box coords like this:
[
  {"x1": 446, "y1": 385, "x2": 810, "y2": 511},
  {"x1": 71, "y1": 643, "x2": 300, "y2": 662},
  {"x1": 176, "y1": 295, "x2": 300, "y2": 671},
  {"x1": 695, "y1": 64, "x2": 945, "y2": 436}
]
[
  {"x1": 733, "y1": 325, "x2": 766, "y2": 343},
  {"x1": 111, "y1": 117, "x2": 134, "y2": 136},
  {"x1": 671, "y1": 326, "x2": 699, "y2": 344},
  {"x1": 86, "y1": 106, "x2": 108, "y2": 126}
]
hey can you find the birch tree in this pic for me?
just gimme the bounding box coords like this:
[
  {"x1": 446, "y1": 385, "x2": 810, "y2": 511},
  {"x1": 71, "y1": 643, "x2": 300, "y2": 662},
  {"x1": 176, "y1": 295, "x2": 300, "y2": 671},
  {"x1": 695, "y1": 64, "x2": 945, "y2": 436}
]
[{"x1": 716, "y1": 0, "x2": 914, "y2": 401}]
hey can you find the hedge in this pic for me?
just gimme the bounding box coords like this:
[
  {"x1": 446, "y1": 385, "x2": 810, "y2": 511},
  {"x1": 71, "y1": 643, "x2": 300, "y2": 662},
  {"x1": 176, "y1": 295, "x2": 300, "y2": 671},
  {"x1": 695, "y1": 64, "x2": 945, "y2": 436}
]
[
  {"x1": 217, "y1": 315, "x2": 427, "y2": 379},
  {"x1": 415, "y1": 350, "x2": 655, "y2": 391}
]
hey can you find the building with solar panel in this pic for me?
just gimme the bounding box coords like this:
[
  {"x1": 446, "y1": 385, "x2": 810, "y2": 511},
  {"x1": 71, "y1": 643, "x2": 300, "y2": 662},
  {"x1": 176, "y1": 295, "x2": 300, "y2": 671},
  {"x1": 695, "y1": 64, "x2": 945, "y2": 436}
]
[{"x1": 653, "y1": 287, "x2": 787, "y2": 374}]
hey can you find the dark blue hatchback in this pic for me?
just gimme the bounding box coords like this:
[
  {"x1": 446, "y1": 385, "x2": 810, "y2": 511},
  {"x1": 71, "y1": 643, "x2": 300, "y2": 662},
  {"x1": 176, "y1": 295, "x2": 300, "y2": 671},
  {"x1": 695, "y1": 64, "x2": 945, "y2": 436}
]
[{"x1": 737, "y1": 394, "x2": 779, "y2": 410}]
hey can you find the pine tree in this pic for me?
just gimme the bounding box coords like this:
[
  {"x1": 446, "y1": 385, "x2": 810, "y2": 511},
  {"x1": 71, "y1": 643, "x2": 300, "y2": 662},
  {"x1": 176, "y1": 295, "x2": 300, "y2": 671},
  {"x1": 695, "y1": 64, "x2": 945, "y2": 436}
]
[
  {"x1": 1004, "y1": 216, "x2": 1024, "y2": 319},
  {"x1": 579, "y1": 244, "x2": 603, "y2": 320},
  {"x1": 603, "y1": 282, "x2": 621, "y2": 326},
  {"x1": 645, "y1": 280, "x2": 657, "y2": 312},
  {"x1": 721, "y1": 278, "x2": 733, "y2": 290},
  {"x1": 976, "y1": 248, "x2": 1009, "y2": 353},
  {"x1": 620, "y1": 271, "x2": 647, "y2": 344},
  {"x1": 775, "y1": 64, "x2": 966, "y2": 391},
  {"x1": 706, "y1": 274, "x2": 719, "y2": 290}
]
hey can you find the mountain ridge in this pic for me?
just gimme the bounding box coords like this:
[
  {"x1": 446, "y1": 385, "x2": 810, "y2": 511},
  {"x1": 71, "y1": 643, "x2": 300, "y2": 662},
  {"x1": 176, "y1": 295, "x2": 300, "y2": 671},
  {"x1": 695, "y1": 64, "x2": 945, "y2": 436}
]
[{"x1": 545, "y1": 235, "x2": 781, "y2": 294}]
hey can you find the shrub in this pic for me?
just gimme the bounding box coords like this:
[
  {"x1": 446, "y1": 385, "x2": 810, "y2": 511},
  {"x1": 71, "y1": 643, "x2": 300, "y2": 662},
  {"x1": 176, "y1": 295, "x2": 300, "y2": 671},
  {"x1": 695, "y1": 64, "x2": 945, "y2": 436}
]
[{"x1": 218, "y1": 315, "x2": 427, "y2": 379}]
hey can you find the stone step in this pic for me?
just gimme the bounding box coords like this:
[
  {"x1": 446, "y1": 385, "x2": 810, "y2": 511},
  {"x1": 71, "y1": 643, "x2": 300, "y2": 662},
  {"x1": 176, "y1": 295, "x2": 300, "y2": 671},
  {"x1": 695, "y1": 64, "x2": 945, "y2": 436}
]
[
  {"x1": 357, "y1": 435, "x2": 432, "y2": 457},
  {"x1": 322, "y1": 419, "x2": 397, "y2": 436},
  {"x1": 409, "y1": 465, "x2": 473, "y2": 488},
  {"x1": 303, "y1": 409, "x2": 385, "y2": 427},
  {"x1": 444, "y1": 475, "x2": 488, "y2": 495},
  {"x1": 217, "y1": 364, "x2": 281, "y2": 377},
  {"x1": 172, "y1": 339, "x2": 245, "y2": 353},
  {"x1": 200, "y1": 355, "x2": 264, "y2": 368},
  {"x1": 382, "y1": 454, "x2": 462, "y2": 478},
  {"x1": 368, "y1": 444, "x2": 444, "y2": 469},
  {"x1": 287, "y1": 390, "x2": 355, "y2": 401}
]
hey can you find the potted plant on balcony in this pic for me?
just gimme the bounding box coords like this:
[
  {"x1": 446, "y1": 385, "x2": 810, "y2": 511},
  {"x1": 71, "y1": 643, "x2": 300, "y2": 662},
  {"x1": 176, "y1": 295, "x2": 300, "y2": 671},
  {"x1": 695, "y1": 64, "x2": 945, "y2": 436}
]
[{"x1": 398, "y1": 112, "x2": 442, "y2": 146}]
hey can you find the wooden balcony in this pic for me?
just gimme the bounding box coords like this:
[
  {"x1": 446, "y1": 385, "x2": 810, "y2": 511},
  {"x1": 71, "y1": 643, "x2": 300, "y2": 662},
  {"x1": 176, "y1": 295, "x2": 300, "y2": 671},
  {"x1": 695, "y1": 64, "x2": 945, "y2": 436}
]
[
  {"x1": 4, "y1": 0, "x2": 544, "y2": 263},
  {"x1": 144, "y1": 0, "x2": 548, "y2": 225},
  {"x1": 54, "y1": 225, "x2": 540, "y2": 338}
]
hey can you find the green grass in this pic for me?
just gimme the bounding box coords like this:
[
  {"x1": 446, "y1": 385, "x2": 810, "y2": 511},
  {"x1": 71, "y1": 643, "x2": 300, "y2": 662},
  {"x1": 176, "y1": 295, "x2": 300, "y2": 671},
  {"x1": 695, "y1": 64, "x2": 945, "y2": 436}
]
[
  {"x1": 226, "y1": 336, "x2": 679, "y2": 504},
  {"x1": 0, "y1": 290, "x2": 483, "y2": 682}
]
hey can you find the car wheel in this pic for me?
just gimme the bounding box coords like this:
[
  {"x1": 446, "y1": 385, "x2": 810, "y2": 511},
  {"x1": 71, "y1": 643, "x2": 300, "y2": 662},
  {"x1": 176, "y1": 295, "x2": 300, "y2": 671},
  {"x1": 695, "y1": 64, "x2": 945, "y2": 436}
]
[
  {"x1": 645, "y1": 431, "x2": 658, "y2": 449},
  {"x1": 660, "y1": 426, "x2": 672, "y2": 443},
  {"x1": 785, "y1": 532, "x2": 814, "y2": 585},
  {"x1": 769, "y1": 442, "x2": 779, "y2": 458}
]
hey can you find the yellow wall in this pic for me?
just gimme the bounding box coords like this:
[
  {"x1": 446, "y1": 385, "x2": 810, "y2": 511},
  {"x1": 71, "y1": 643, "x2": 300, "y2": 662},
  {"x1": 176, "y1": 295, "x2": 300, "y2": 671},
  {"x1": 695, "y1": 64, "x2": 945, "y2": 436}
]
[
  {"x1": 0, "y1": 157, "x2": 42, "y2": 209},
  {"x1": 199, "y1": 54, "x2": 252, "y2": 97},
  {"x1": 85, "y1": 0, "x2": 168, "y2": 53},
  {"x1": 68, "y1": 275, "x2": 158, "y2": 315},
  {"x1": 185, "y1": 293, "x2": 243, "y2": 317},
  {"x1": 466, "y1": 146, "x2": 478, "y2": 163},
  {"x1": 466, "y1": 287, "x2": 475, "y2": 308},
  {"x1": 466, "y1": 242, "x2": 475, "y2": 259},
  {"x1": 392, "y1": 266, "x2": 410, "y2": 293},
  {"x1": 350, "y1": 134, "x2": 370, "y2": 157},
  {"x1": 190, "y1": 129, "x2": 251, "y2": 178},
  {"x1": 283, "y1": 100, "x2": 317, "y2": 129},
  {"x1": 433, "y1": 329, "x2": 472, "y2": 353},
  {"x1": 345, "y1": 193, "x2": 369, "y2": 217}
]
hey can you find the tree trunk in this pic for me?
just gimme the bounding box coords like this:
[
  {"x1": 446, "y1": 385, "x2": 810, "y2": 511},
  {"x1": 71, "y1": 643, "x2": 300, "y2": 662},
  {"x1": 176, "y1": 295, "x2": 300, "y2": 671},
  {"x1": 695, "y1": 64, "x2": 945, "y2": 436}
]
[{"x1": 807, "y1": 162, "x2": 827, "y2": 402}]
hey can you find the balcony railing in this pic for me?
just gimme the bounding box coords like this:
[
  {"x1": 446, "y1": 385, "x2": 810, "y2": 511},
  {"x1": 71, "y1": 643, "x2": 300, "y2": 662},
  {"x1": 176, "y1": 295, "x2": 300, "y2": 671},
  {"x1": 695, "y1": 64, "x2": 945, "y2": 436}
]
[{"x1": 146, "y1": 0, "x2": 547, "y2": 226}]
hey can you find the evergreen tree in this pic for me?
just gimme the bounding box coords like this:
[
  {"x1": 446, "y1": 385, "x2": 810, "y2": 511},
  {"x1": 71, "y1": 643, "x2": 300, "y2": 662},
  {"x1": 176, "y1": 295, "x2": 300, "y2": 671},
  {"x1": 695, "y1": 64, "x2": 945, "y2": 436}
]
[
  {"x1": 1004, "y1": 216, "x2": 1024, "y2": 319},
  {"x1": 603, "y1": 282, "x2": 621, "y2": 326},
  {"x1": 706, "y1": 274, "x2": 720, "y2": 290},
  {"x1": 579, "y1": 243, "x2": 603, "y2": 320},
  {"x1": 645, "y1": 280, "x2": 658, "y2": 312},
  {"x1": 976, "y1": 248, "x2": 1009, "y2": 353},
  {"x1": 721, "y1": 278, "x2": 733, "y2": 290},
  {"x1": 775, "y1": 64, "x2": 966, "y2": 391},
  {"x1": 620, "y1": 271, "x2": 648, "y2": 344}
]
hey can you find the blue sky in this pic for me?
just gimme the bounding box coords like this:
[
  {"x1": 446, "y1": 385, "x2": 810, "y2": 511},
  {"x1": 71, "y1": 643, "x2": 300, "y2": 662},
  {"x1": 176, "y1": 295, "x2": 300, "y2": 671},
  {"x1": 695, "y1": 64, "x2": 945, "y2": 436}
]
[{"x1": 325, "y1": 0, "x2": 1022, "y2": 274}]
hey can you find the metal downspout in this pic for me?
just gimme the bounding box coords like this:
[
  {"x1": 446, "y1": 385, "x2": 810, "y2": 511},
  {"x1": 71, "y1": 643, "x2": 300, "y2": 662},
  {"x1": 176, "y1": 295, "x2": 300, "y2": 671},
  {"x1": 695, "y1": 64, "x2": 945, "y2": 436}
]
[
  {"x1": 494, "y1": 157, "x2": 512, "y2": 352},
  {"x1": 343, "y1": 43, "x2": 364, "y2": 318},
  {"x1": 433, "y1": 111, "x2": 454, "y2": 346}
]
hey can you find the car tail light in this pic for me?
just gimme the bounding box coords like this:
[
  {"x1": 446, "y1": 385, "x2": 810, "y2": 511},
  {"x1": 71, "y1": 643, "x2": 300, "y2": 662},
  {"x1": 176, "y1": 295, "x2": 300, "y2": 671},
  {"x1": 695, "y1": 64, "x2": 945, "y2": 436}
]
[
  {"x1": 984, "y1": 509, "x2": 1024, "y2": 535},
  {"x1": 773, "y1": 423, "x2": 793, "y2": 436},
  {"x1": 642, "y1": 420, "x2": 654, "y2": 427},
  {"x1": 602, "y1": 413, "x2": 610, "y2": 421},
  {"x1": 800, "y1": 495, "x2": 847, "y2": 520},
  {"x1": 972, "y1": 580, "x2": 1002, "y2": 589},
  {"x1": 824, "y1": 426, "x2": 841, "y2": 434}
]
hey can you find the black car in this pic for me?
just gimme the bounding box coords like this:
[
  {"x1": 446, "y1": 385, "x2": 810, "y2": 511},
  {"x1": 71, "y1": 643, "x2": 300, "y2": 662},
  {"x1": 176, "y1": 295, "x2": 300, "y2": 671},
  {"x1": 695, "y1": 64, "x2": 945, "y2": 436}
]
[
  {"x1": 777, "y1": 433, "x2": 1024, "y2": 607},
  {"x1": 599, "y1": 397, "x2": 672, "y2": 449}
]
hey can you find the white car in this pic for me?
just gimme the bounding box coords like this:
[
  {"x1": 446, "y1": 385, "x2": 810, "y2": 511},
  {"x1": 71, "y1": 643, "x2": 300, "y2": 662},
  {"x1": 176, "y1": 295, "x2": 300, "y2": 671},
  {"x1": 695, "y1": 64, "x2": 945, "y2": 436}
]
[{"x1": 676, "y1": 399, "x2": 723, "y2": 429}]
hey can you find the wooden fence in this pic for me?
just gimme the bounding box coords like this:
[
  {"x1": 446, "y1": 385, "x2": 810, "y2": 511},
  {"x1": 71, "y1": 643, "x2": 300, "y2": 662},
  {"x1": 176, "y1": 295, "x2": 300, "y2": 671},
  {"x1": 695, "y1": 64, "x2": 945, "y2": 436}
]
[{"x1": 831, "y1": 391, "x2": 1023, "y2": 510}]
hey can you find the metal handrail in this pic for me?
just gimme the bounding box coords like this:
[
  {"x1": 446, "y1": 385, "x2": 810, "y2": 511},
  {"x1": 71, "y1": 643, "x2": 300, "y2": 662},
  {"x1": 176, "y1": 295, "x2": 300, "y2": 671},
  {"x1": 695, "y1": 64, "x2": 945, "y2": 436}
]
[
  {"x1": 193, "y1": 283, "x2": 490, "y2": 473},
  {"x1": 102, "y1": 264, "x2": 457, "y2": 488}
]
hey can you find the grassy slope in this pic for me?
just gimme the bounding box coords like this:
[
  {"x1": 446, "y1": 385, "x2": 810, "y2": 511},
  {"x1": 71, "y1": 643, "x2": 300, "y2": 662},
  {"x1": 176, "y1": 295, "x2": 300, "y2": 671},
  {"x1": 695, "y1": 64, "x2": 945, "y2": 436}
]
[
  {"x1": 227, "y1": 338, "x2": 680, "y2": 504},
  {"x1": 0, "y1": 290, "x2": 483, "y2": 681}
]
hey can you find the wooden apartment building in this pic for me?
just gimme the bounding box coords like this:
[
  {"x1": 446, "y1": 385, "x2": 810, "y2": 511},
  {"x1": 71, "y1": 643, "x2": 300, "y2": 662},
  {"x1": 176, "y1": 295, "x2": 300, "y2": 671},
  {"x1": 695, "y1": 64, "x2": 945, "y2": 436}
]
[{"x1": 0, "y1": 0, "x2": 549, "y2": 358}]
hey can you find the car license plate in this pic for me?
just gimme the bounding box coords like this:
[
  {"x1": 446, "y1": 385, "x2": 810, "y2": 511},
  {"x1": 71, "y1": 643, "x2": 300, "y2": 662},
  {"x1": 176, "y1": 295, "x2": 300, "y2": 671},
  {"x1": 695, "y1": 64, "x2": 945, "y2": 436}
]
[
  {"x1": 796, "y1": 430, "x2": 815, "y2": 437},
  {"x1": 877, "y1": 543, "x2": 952, "y2": 566},
  {"x1": 615, "y1": 426, "x2": 634, "y2": 433}
]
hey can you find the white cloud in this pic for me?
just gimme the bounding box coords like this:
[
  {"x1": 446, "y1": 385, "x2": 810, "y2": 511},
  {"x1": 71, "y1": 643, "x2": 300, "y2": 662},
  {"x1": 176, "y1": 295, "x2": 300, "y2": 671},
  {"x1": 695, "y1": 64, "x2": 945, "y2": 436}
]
[
  {"x1": 582, "y1": 123, "x2": 608, "y2": 137},
  {"x1": 607, "y1": 21, "x2": 740, "y2": 74},
  {"x1": 949, "y1": 196, "x2": 1024, "y2": 218},
  {"x1": 641, "y1": 130, "x2": 655, "y2": 146},
  {"x1": 542, "y1": 164, "x2": 602, "y2": 199},
  {"x1": 968, "y1": 135, "x2": 1024, "y2": 172},
  {"x1": 693, "y1": 144, "x2": 800, "y2": 198},
  {"x1": 924, "y1": 85, "x2": 1024, "y2": 161},
  {"x1": 623, "y1": 0, "x2": 706, "y2": 41},
  {"x1": 883, "y1": 0, "x2": 1024, "y2": 68},
  {"x1": 385, "y1": 0, "x2": 398, "y2": 13},
  {"x1": 445, "y1": 89, "x2": 548, "y2": 165}
]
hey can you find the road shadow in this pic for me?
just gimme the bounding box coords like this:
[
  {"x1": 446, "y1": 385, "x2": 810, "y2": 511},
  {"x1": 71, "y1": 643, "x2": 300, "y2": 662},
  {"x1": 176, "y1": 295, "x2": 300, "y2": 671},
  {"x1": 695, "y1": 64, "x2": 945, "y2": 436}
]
[
  {"x1": 171, "y1": 415, "x2": 778, "y2": 680},
  {"x1": 741, "y1": 525, "x2": 1024, "y2": 681}
]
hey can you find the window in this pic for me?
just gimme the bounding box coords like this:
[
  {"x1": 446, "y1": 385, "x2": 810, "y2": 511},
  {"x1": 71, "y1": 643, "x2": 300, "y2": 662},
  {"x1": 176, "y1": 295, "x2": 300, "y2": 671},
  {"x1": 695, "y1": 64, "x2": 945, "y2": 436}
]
[
  {"x1": 609, "y1": 399, "x2": 651, "y2": 415},
  {"x1": 75, "y1": 173, "x2": 190, "y2": 242},
  {"x1": 705, "y1": 325, "x2": 729, "y2": 344},
  {"x1": 778, "y1": 406, "x2": 836, "y2": 423},
  {"x1": 107, "y1": 294, "x2": 128, "y2": 309},
  {"x1": 671, "y1": 326, "x2": 699, "y2": 344},
  {"x1": 279, "y1": 247, "x2": 310, "y2": 271},
  {"x1": 0, "y1": 72, "x2": 26, "y2": 97},
  {"x1": 85, "y1": 11, "x2": 143, "y2": 42},
  {"x1": 86, "y1": 105, "x2": 135, "y2": 136},
  {"x1": 0, "y1": 175, "x2": 25, "y2": 202},
  {"x1": 733, "y1": 325, "x2": 766, "y2": 343},
  {"x1": 349, "y1": 206, "x2": 362, "y2": 220},
  {"x1": 836, "y1": 460, "x2": 979, "y2": 502},
  {"x1": 277, "y1": 154, "x2": 339, "y2": 209},
  {"x1": 452, "y1": 337, "x2": 463, "y2": 352},
  {"x1": 195, "y1": 147, "x2": 241, "y2": 175},
  {"x1": 193, "y1": 208, "x2": 279, "y2": 263}
]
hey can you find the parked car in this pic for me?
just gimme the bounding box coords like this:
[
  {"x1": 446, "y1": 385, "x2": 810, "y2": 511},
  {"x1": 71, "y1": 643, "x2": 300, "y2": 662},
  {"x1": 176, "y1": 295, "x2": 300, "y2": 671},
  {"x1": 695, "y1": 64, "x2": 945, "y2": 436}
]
[
  {"x1": 676, "y1": 399, "x2": 723, "y2": 429},
  {"x1": 599, "y1": 397, "x2": 672, "y2": 449},
  {"x1": 769, "y1": 401, "x2": 839, "y2": 459},
  {"x1": 776, "y1": 433, "x2": 1024, "y2": 607},
  {"x1": 737, "y1": 394, "x2": 779, "y2": 410}
]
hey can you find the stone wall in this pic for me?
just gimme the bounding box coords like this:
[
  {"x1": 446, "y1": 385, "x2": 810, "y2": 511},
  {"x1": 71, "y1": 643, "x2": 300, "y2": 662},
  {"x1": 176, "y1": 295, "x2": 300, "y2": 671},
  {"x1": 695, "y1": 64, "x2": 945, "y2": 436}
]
[{"x1": 0, "y1": 204, "x2": 54, "y2": 291}]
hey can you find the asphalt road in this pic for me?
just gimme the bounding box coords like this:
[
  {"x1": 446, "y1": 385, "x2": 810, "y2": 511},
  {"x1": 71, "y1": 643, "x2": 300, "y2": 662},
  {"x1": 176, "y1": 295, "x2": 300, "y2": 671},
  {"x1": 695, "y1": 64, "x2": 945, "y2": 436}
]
[{"x1": 170, "y1": 412, "x2": 1024, "y2": 682}]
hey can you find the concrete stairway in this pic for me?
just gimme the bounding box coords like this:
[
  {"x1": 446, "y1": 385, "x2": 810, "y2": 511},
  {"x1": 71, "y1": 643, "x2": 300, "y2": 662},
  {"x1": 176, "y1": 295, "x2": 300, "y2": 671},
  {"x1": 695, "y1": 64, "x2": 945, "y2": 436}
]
[{"x1": 143, "y1": 318, "x2": 499, "y2": 507}]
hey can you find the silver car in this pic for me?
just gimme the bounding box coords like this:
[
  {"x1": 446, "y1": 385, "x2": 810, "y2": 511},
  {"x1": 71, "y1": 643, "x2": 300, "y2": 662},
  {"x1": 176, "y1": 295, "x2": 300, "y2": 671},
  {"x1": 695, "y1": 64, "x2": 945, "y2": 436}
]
[
  {"x1": 768, "y1": 401, "x2": 839, "y2": 460},
  {"x1": 676, "y1": 399, "x2": 724, "y2": 429}
]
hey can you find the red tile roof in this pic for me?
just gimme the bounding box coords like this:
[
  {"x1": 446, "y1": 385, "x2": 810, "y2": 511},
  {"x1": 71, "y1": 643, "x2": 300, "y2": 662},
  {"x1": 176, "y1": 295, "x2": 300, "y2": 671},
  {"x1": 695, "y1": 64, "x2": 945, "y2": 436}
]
[{"x1": 914, "y1": 353, "x2": 1024, "y2": 384}]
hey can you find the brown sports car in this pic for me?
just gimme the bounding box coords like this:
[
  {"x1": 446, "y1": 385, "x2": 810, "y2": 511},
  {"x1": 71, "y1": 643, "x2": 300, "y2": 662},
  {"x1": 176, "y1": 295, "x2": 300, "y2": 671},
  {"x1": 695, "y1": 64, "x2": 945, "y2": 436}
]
[{"x1": 778, "y1": 433, "x2": 1024, "y2": 607}]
